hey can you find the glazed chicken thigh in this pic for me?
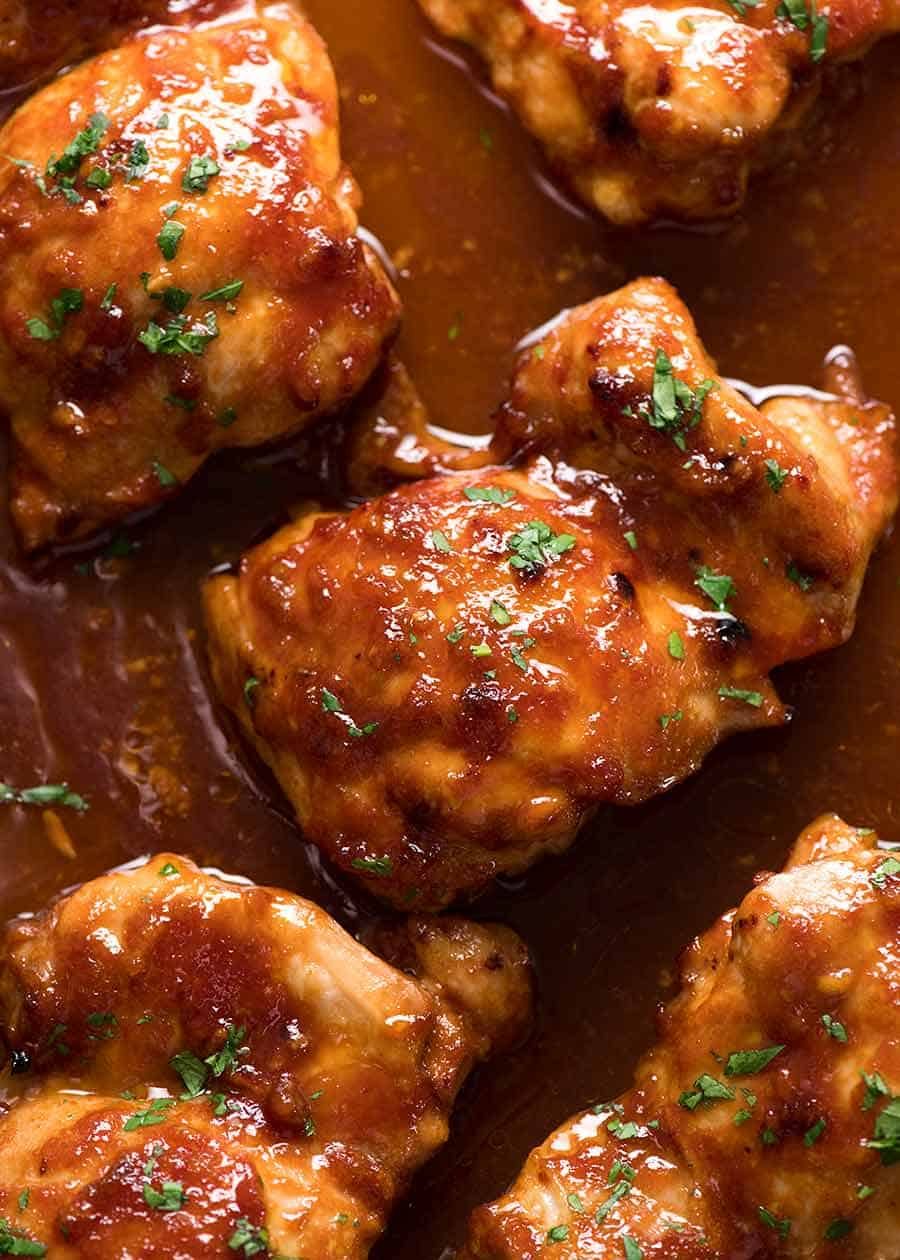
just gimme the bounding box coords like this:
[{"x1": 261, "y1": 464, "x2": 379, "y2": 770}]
[
  {"x1": 204, "y1": 278, "x2": 897, "y2": 908},
  {"x1": 0, "y1": 1, "x2": 400, "y2": 549},
  {"x1": 0, "y1": 854, "x2": 531, "y2": 1258},
  {"x1": 463, "y1": 815, "x2": 900, "y2": 1258},
  {"x1": 417, "y1": 0, "x2": 900, "y2": 224}
]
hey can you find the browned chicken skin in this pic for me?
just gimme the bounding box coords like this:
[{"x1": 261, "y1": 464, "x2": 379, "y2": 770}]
[
  {"x1": 0, "y1": 0, "x2": 235, "y2": 91},
  {"x1": 463, "y1": 815, "x2": 900, "y2": 1258},
  {"x1": 417, "y1": 0, "x2": 900, "y2": 224},
  {"x1": 203, "y1": 278, "x2": 898, "y2": 909},
  {"x1": 0, "y1": 1, "x2": 400, "y2": 549},
  {"x1": 0, "y1": 853, "x2": 531, "y2": 1258}
]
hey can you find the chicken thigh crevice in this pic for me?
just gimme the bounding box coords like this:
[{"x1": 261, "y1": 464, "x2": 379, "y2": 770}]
[
  {"x1": 462, "y1": 814, "x2": 900, "y2": 1258},
  {"x1": 0, "y1": 853, "x2": 531, "y2": 1258},
  {"x1": 0, "y1": 0, "x2": 400, "y2": 550},
  {"x1": 416, "y1": 0, "x2": 899, "y2": 225},
  {"x1": 204, "y1": 278, "x2": 897, "y2": 909}
]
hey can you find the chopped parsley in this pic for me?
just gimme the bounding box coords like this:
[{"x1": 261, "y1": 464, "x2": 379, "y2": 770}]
[
  {"x1": 490, "y1": 600, "x2": 511, "y2": 626},
  {"x1": 623, "y1": 530, "x2": 638, "y2": 551},
  {"x1": 0, "y1": 1220, "x2": 46, "y2": 1256},
  {"x1": 85, "y1": 167, "x2": 112, "y2": 190},
  {"x1": 867, "y1": 1095, "x2": 900, "y2": 1165},
  {"x1": 595, "y1": 1179, "x2": 631, "y2": 1222},
  {"x1": 46, "y1": 112, "x2": 109, "y2": 182},
  {"x1": 183, "y1": 154, "x2": 220, "y2": 193},
  {"x1": 351, "y1": 856, "x2": 393, "y2": 876},
  {"x1": 786, "y1": 562, "x2": 814, "y2": 592},
  {"x1": 205, "y1": 1025, "x2": 247, "y2": 1078},
  {"x1": 659, "y1": 710, "x2": 683, "y2": 730},
  {"x1": 243, "y1": 677, "x2": 260, "y2": 708},
  {"x1": 157, "y1": 219, "x2": 186, "y2": 260},
  {"x1": 100, "y1": 283, "x2": 117, "y2": 311},
  {"x1": 151, "y1": 460, "x2": 177, "y2": 488},
  {"x1": 718, "y1": 685, "x2": 764, "y2": 707},
  {"x1": 139, "y1": 312, "x2": 218, "y2": 356},
  {"x1": 871, "y1": 857, "x2": 900, "y2": 889},
  {"x1": 821, "y1": 1014, "x2": 848, "y2": 1042},
  {"x1": 463, "y1": 485, "x2": 516, "y2": 505},
  {"x1": 626, "y1": 348, "x2": 716, "y2": 451},
  {"x1": 824, "y1": 1220, "x2": 852, "y2": 1241},
  {"x1": 766, "y1": 911, "x2": 782, "y2": 927},
  {"x1": 0, "y1": 782, "x2": 88, "y2": 811},
  {"x1": 862, "y1": 1071, "x2": 890, "y2": 1110},
  {"x1": 778, "y1": 0, "x2": 828, "y2": 60},
  {"x1": 159, "y1": 861, "x2": 179, "y2": 877},
  {"x1": 507, "y1": 520, "x2": 575, "y2": 573},
  {"x1": 804, "y1": 1117, "x2": 826, "y2": 1147},
  {"x1": 227, "y1": 1219, "x2": 269, "y2": 1256},
  {"x1": 694, "y1": 565, "x2": 735, "y2": 611},
  {"x1": 143, "y1": 1180, "x2": 185, "y2": 1211},
  {"x1": 724, "y1": 1045, "x2": 784, "y2": 1076},
  {"x1": 26, "y1": 288, "x2": 83, "y2": 341},
  {"x1": 198, "y1": 280, "x2": 244, "y2": 302},
  {"x1": 764, "y1": 458, "x2": 788, "y2": 493},
  {"x1": 125, "y1": 140, "x2": 150, "y2": 182},
  {"x1": 430, "y1": 528, "x2": 453, "y2": 554},
  {"x1": 667, "y1": 631, "x2": 685, "y2": 660},
  {"x1": 622, "y1": 1240, "x2": 643, "y2": 1260},
  {"x1": 123, "y1": 1097, "x2": 177, "y2": 1130},
  {"x1": 546, "y1": 1225, "x2": 568, "y2": 1243},
  {"x1": 171, "y1": 1050, "x2": 208, "y2": 1100},
  {"x1": 566, "y1": 1194, "x2": 584, "y2": 1214},
  {"x1": 678, "y1": 1074, "x2": 735, "y2": 1110},
  {"x1": 320, "y1": 687, "x2": 377, "y2": 738},
  {"x1": 759, "y1": 1206, "x2": 791, "y2": 1237}
]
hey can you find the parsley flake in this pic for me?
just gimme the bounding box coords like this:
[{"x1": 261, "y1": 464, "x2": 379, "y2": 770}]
[
  {"x1": 507, "y1": 520, "x2": 575, "y2": 573},
  {"x1": 678, "y1": 1074, "x2": 735, "y2": 1110},
  {"x1": 351, "y1": 856, "x2": 393, "y2": 876},
  {"x1": 724, "y1": 1046, "x2": 784, "y2": 1077},
  {"x1": 821, "y1": 1014, "x2": 848, "y2": 1043},
  {"x1": 718, "y1": 685, "x2": 764, "y2": 707},
  {"x1": 183, "y1": 154, "x2": 221, "y2": 193},
  {"x1": 694, "y1": 565, "x2": 735, "y2": 611},
  {"x1": 629, "y1": 348, "x2": 717, "y2": 451},
  {"x1": 463, "y1": 485, "x2": 516, "y2": 505}
]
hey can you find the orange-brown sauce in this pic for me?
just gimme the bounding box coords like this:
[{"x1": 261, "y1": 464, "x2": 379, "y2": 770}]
[{"x1": 2, "y1": 7, "x2": 900, "y2": 1255}]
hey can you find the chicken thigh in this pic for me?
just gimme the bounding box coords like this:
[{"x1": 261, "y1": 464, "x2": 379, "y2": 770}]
[
  {"x1": 0, "y1": 1, "x2": 400, "y2": 549},
  {"x1": 204, "y1": 278, "x2": 897, "y2": 909},
  {"x1": 463, "y1": 814, "x2": 900, "y2": 1258},
  {"x1": 0, "y1": 853, "x2": 531, "y2": 1258},
  {"x1": 417, "y1": 0, "x2": 900, "y2": 224}
]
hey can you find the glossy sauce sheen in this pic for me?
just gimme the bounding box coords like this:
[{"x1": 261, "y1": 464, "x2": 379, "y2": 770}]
[{"x1": 1, "y1": 6, "x2": 900, "y2": 1256}]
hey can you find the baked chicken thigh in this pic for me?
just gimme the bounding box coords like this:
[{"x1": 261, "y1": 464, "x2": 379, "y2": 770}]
[
  {"x1": 204, "y1": 278, "x2": 897, "y2": 909},
  {"x1": 463, "y1": 814, "x2": 900, "y2": 1258},
  {"x1": 417, "y1": 0, "x2": 900, "y2": 224},
  {"x1": 0, "y1": 1, "x2": 400, "y2": 549},
  {"x1": 0, "y1": 853, "x2": 531, "y2": 1257}
]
